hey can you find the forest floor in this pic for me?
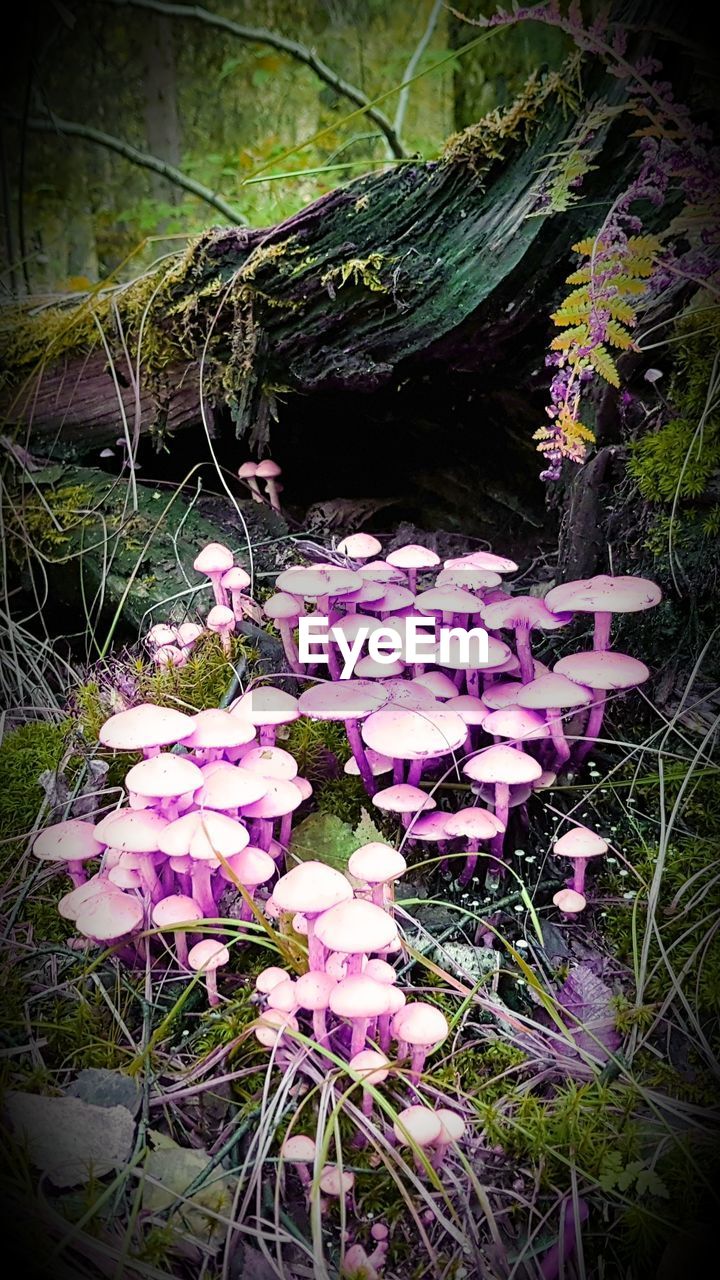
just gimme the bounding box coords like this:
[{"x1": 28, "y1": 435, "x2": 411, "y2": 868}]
[{"x1": 0, "y1": 486, "x2": 719, "y2": 1280}]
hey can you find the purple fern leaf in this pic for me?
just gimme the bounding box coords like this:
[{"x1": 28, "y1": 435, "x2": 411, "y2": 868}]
[{"x1": 556, "y1": 965, "x2": 621, "y2": 1061}]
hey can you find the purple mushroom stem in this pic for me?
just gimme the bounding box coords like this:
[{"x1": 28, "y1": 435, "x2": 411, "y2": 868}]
[
  {"x1": 256, "y1": 818, "x2": 273, "y2": 852},
  {"x1": 66, "y1": 861, "x2": 87, "y2": 888},
  {"x1": 278, "y1": 812, "x2": 294, "y2": 849},
  {"x1": 489, "y1": 782, "x2": 510, "y2": 868},
  {"x1": 327, "y1": 644, "x2": 342, "y2": 680},
  {"x1": 458, "y1": 839, "x2": 481, "y2": 888},
  {"x1": 574, "y1": 688, "x2": 606, "y2": 766},
  {"x1": 568, "y1": 860, "x2": 589, "y2": 896},
  {"x1": 190, "y1": 864, "x2": 216, "y2": 916},
  {"x1": 593, "y1": 611, "x2": 613, "y2": 651},
  {"x1": 467, "y1": 669, "x2": 481, "y2": 698},
  {"x1": 377, "y1": 1014, "x2": 392, "y2": 1054},
  {"x1": 514, "y1": 624, "x2": 535, "y2": 684},
  {"x1": 173, "y1": 927, "x2": 190, "y2": 967},
  {"x1": 406, "y1": 759, "x2": 424, "y2": 788},
  {"x1": 540, "y1": 1197, "x2": 589, "y2": 1280},
  {"x1": 344, "y1": 718, "x2": 378, "y2": 796},
  {"x1": 393, "y1": 758, "x2": 405, "y2": 786},
  {"x1": 204, "y1": 969, "x2": 220, "y2": 1007},
  {"x1": 259, "y1": 725, "x2": 277, "y2": 747},
  {"x1": 409, "y1": 1046, "x2": 427, "y2": 1084},
  {"x1": 346, "y1": 953, "x2": 365, "y2": 977},
  {"x1": 546, "y1": 709, "x2": 571, "y2": 766},
  {"x1": 138, "y1": 859, "x2": 162, "y2": 902},
  {"x1": 350, "y1": 1017, "x2": 370, "y2": 1059},
  {"x1": 278, "y1": 621, "x2": 304, "y2": 675},
  {"x1": 209, "y1": 572, "x2": 228, "y2": 609},
  {"x1": 306, "y1": 921, "x2": 326, "y2": 973}
]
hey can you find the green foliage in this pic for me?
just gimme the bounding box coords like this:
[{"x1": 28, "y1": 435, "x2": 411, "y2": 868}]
[
  {"x1": 0, "y1": 720, "x2": 72, "y2": 840},
  {"x1": 284, "y1": 716, "x2": 351, "y2": 777},
  {"x1": 289, "y1": 809, "x2": 384, "y2": 872},
  {"x1": 629, "y1": 312, "x2": 720, "y2": 501},
  {"x1": 321, "y1": 252, "x2": 391, "y2": 294}
]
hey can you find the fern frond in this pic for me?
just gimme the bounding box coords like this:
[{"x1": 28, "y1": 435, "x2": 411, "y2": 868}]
[
  {"x1": 605, "y1": 298, "x2": 637, "y2": 324},
  {"x1": 589, "y1": 344, "x2": 620, "y2": 385},
  {"x1": 606, "y1": 321, "x2": 635, "y2": 350},
  {"x1": 565, "y1": 267, "x2": 593, "y2": 284},
  {"x1": 551, "y1": 324, "x2": 590, "y2": 350}
]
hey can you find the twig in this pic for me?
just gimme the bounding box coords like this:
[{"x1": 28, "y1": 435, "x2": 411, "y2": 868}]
[{"x1": 393, "y1": 0, "x2": 444, "y2": 141}]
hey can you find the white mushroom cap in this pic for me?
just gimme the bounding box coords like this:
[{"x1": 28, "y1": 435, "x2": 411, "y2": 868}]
[{"x1": 393, "y1": 1105, "x2": 442, "y2": 1147}]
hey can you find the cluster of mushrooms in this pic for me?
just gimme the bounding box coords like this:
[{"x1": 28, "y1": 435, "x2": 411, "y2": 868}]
[{"x1": 31, "y1": 534, "x2": 660, "y2": 1215}]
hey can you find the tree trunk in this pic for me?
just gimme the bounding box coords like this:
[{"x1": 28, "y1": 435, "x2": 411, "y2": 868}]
[{"x1": 142, "y1": 15, "x2": 182, "y2": 205}]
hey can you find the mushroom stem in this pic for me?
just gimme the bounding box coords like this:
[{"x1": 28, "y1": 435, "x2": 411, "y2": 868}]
[
  {"x1": 350, "y1": 1017, "x2": 370, "y2": 1059},
  {"x1": 458, "y1": 839, "x2": 480, "y2": 888},
  {"x1": 209, "y1": 572, "x2": 228, "y2": 609},
  {"x1": 346, "y1": 953, "x2": 364, "y2": 976},
  {"x1": 406, "y1": 759, "x2": 424, "y2": 788},
  {"x1": 547, "y1": 709, "x2": 571, "y2": 766},
  {"x1": 514, "y1": 625, "x2": 535, "y2": 684},
  {"x1": 191, "y1": 864, "x2": 216, "y2": 916},
  {"x1": 574, "y1": 688, "x2": 606, "y2": 766},
  {"x1": 279, "y1": 812, "x2": 294, "y2": 850},
  {"x1": 204, "y1": 969, "x2": 220, "y2": 1007},
  {"x1": 259, "y1": 725, "x2": 277, "y2": 747},
  {"x1": 264, "y1": 478, "x2": 282, "y2": 511},
  {"x1": 312, "y1": 1007, "x2": 328, "y2": 1045},
  {"x1": 173, "y1": 927, "x2": 190, "y2": 967},
  {"x1": 377, "y1": 1013, "x2": 392, "y2": 1054},
  {"x1": 467, "y1": 669, "x2": 480, "y2": 698},
  {"x1": 256, "y1": 818, "x2": 273, "y2": 852},
  {"x1": 278, "y1": 620, "x2": 303, "y2": 674},
  {"x1": 67, "y1": 860, "x2": 87, "y2": 888},
  {"x1": 569, "y1": 860, "x2": 589, "y2": 896},
  {"x1": 345, "y1": 718, "x2": 378, "y2": 796},
  {"x1": 408, "y1": 1045, "x2": 427, "y2": 1084},
  {"x1": 593, "y1": 610, "x2": 613, "y2": 651},
  {"x1": 490, "y1": 782, "x2": 510, "y2": 867},
  {"x1": 393, "y1": 758, "x2": 404, "y2": 786},
  {"x1": 306, "y1": 920, "x2": 326, "y2": 973}
]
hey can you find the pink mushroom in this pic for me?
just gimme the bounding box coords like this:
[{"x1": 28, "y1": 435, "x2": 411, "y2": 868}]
[
  {"x1": 272, "y1": 861, "x2": 353, "y2": 971},
  {"x1": 361, "y1": 703, "x2": 466, "y2": 787},
  {"x1": 552, "y1": 825, "x2": 608, "y2": 896},
  {"x1": 517, "y1": 673, "x2": 593, "y2": 767},
  {"x1": 391, "y1": 1002, "x2": 448, "y2": 1083},
  {"x1": 443, "y1": 806, "x2": 506, "y2": 886},
  {"x1": 463, "y1": 745, "x2": 542, "y2": 866},
  {"x1": 264, "y1": 593, "x2": 304, "y2": 674},
  {"x1": 544, "y1": 574, "x2": 661, "y2": 652},
  {"x1": 337, "y1": 533, "x2": 382, "y2": 562},
  {"x1": 330, "y1": 975, "x2": 393, "y2": 1057},
  {"x1": 314, "y1": 898, "x2": 399, "y2": 977},
  {"x1": 554, "y1": 650, "x2": 650, "y2": 764},
  {"x1": 193, "y1": 543, "x2": 234, "y2": 607},
  {"x1": 372, "y1": 782, "x2": 436, "y2": 829},
  {"x1": 298, "y1": 679, "x2": 388, "y2": 796},
  {"x1": 347, "y1": 843, "x2": 407, "y2": 909},
  {"x1": 187, "y1": 938, "x2": 230, "y2": 1006},
  {"x1": 385, "y1": 544, "x2": 440, "y2": 594},
  {"x1": 256, "y1": 459, "x2": 282, "y2": 510},
  {"x1": 98, "y1": 703, "x2": 195, "y2": 758},
  {"x1": 152, "y1": 894, "x2": 202, "y2": 966},
  {"x1": 294, "y1": 970, "x2": 338, "y2": 1044},
  {"x1": 206, "y1": 604, "x2": 236, "y2": 654},
  {"x1": 238, "y1": 461, "x2": 263, "y2": 502},
  {"x1": 32, "y1": 819, "x2": 104, "y2": 887},
  {"x1": 348, "y1": 1048, "x2": 390, "y2": 1116},
  {"x1": 231, "y1": 686, "x2": 300, "y2": 747},
  {"x1": 481, "y1": 596, "x2": 572, "y2": 685}
]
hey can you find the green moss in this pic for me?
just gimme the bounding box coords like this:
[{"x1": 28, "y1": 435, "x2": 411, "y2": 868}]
[{"x1": 0, "y1": 720, "x2": 72, "y2": 840}]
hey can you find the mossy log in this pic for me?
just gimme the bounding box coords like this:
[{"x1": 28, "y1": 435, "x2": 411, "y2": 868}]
[{"x1": 1, "y1": 12, "x2": 674, "y2": 455}]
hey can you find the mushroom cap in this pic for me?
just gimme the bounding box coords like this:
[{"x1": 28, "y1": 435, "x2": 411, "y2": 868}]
[
  {"x1": 445, "y1": 694, "x2": 489, "y2": 726},
  {"x1": 439, "y1": 632, "x2": 512, "y2": 672},
  {"x1": 354, "y1": 655, "x2": 405, "y2": 679},
  {"x1": 255, "y1": 966, "x2": 290, "y2": 994},
  {"x1": 482, "y1": 595, "x2": 571, "y2": 632},
  {"x1": 267, "y1": 979, "x2": 299, "y2": 1012},
  {"x1": 341, "y1": 585, "x2": 387, "y2": 613},
  {"x1": 206, "y1": 604, "x2": 235, "y2": 632},
  {"x1": 477, "y1": 781, "x2": 532, "y2": 809},
  {"x1": 272, "y1": 861, "x2": 353, "y2": 916},
  {"x1": 76, "y1": 889, "x2": 144, "y2": 941},
  {"x1": 176, "y1": 622, "x2": 204, "y2": 647},
  {"x1": 33, "y1": 819, "x2": 104, "y2": 864},
  {"x1": 517, "y1": 673, "x2": 593, "y2": 710},
  {"x1": 329, "y1": 975, "x2": 393, "y2": 1019},
  {"x1": 443, "y1": 807, "x2": 505, "y2": 839},
  {"x1": 406, "y1": 811, "x2": 450, "y2": 841},
  {"x1": 413, "y1": 671, "x2": 459, "y2": 700},
  {"x1": 298, "y1": 679, "x2": 388, "y2": 721},
  {"x1": 222, "y1": 566, "x2": 251, "y2": 591},
  {"x1": 275, "y1": 566, "x2": 362, "y2": 599},
  {"x1": 415, "y1": 585, "x2": 480, "y2": 615},
  {"x1": 554, "y1": 650, "x2": 650, "y2": 690},
  {"x1": 435, "y1": 1109, "x2": 466, "y2": 1144},
  {"x1": 363, "y1": 958, "x2": 397, "y2": 984},
  {"x1": 108, "y1": 865, "x2": 143, "y2": 889},
  {"x1": 188, "y1": 939, "x2": 230, "y2": 972},
  {"x1": 436, "y1": 566, "x2": 501, "y2": 592},
  {"x1": 237, "y1": 461, "x2": 258, "y2": 479},
  {"x1": 344, "y1": 749, "x2": 393, "y2": 778},
  {"x1": 358, "y1": 560, "x2": 407, "y2": 584},
  {"x1": 241, "y1": 746, "x2": 299, "y2": 780},
  {"x1": 337, "y1": 533, "x2": 382, "y2": 560},
  {"x1": 94, "y1": 808, "x2": 168, "y2": 853},
  {"x1": 281, "y1": 1134, "x2": 316, "y2": 1163},
  {"x1": 263, "y1": 591, "x2": 301, "y2": 621},
  {"x1": 318, "y1": 1165, "x2": 354, "y2": 1196},
  {"x1": 482, "y1": 681, "x2": 523, "y2": 710},
  {"x1": 552, "y1": 888, "x2": 587, "y2": 914},
  {"x1": 98, "y1": 702, "x2": 195, "y2": 752},
  {"x1": 372, "y1": 584, "x2": 417, "y2": 614},
  {"x1": 372, "y1": 783, "x2": 436, "y2": 815},
  {"x1": 386, "y1": 544, "x2": 440, "y2": 570},
  {"x1": 254, "y1": 1008, "x2": 299, "y2": 1047},
  {"x1": 393, "y1": 1105, "x2": 443, "y2": 1147},
  {"x1": 361, "y1": 705, "x2": 467, "y2": 760},
  {"x1": 231, "y1": 687, "x2": 300, "y2": 726},
  {"x1": 219, "y1": 845, "x2": 276, "y2": 886},
  {"x1": 241, "y1": 778, "x2": 303, "y2": 819},
  {"x1": 445, "y1": 551, "x2": 518, "y2": 574},
  {"x1": 314, "y1": 898, "x2": 398, "y2": 954},
  {"x1": 463, "y1": 744, "x2": 543, "y2": 785},
  {"x1": 58, "y1": 875, "x2": 112, "y2": 920},
  {"x1": 193, "y1": 542, "x2": 234, "y2": 574},
  {"x1": 294, "y1": 970, "x2": 338, "y2": 1010},
  {"x1": 292, "y1": 777, "x2": 313, "y2": 802},
  {"x1": 553, "y1": 825, "x2": 609, "y2": 859},
  {"x1": 347, "y1": 843, "x2": 407, "y2": 885},
  {"x1": 152, "y1": 894, "x2": 203, "y2": 927},
  {"x1": 391, "y1": 1002, "x2": 448, "y2": 1047},
  {"x1": 255, "y1": 459, "x2": 281, "y2": 478},
  {"x1": 349, "y1": 1049, "x2": 390, "y2": 1084},
  {"x1": 545, "y1": 574, "x2": 662, "y2": 615},
  {"x1": 483, "y1": 706, "x2": 550, "y2": 742},
  {"x1": 147, "y1": 623, "x2": 177, "y2": 647},
  {"x1": 125, "y1": 755, "x2": 204, "y2": 799},
  {"x1": 194, "y1": 762, "x2": 268, "y2": 811},
  {"x1": 183, "y1": 709, "x2": 256, "y2": 751},
  {"x1": 380, "y1": 674, "x2": 439, "y2": 708}
]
